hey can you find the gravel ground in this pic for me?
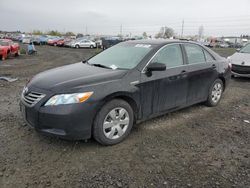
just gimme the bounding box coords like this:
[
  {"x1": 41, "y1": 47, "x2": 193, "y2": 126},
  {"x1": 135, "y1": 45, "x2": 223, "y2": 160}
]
[{"x1": 0, "y1": 45, "x2": 249, "y2": 188}]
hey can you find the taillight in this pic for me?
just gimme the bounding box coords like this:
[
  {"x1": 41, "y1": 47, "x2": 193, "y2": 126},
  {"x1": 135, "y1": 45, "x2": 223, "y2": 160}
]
[{"x1": 228, "y1": 63, "x2": 232, "y2": 69}]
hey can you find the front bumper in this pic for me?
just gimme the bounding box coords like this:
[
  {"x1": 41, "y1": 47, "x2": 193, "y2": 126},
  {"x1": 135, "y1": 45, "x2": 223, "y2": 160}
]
[
  {"x1": 20, "y1": 94, "x2": 98, "y2": 140},
  {"x1": 232, "y1": 64, "x2": 250, "y2": 78}
]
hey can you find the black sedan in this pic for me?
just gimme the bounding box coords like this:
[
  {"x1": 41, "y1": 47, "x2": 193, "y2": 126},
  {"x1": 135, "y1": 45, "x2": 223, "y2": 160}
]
[{"x1": 20, "y1": 40, "x2": 231, "y2": 145}]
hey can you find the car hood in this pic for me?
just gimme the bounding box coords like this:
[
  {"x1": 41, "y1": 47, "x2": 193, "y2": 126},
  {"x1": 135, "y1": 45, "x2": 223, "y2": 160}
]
[
  {"x1": 230, "y1": 52, "x2": 250, "y2": 66},
  {"x1": 28, "y1": 62, "x2": 127, "y2": 92}
]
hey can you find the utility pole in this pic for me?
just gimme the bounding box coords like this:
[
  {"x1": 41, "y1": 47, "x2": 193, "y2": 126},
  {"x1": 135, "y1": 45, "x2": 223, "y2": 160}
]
[
  {"x1": 85, "y1": 26, "x2": 88, "y2": 35},
  {"x1": 120, "y1": 24, "x2": 123, "y2": 36},
  {"x1": 163, "y1": 26, "x2": 166, "y2": 38},
  {"x1": 181, "y1": 19, "x2": 184, "y2": 38}
]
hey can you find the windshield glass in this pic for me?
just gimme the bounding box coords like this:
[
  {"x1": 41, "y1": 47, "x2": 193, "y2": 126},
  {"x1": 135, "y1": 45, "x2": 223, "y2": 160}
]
[
  {"x1": 240, "y1": 43, "x2": 250, "y2": 53},
  {"x1": 88, "y1": 43, "x2": 152, "y2": 69},
  {"x1": 0, "y1": 41, "x2": 9, "y2": 46}
]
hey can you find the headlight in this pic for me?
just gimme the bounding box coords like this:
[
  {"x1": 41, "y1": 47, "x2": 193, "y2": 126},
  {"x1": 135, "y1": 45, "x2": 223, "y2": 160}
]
[{"x1": 44, "y1": 92, "x2": 93, "y2": 106}]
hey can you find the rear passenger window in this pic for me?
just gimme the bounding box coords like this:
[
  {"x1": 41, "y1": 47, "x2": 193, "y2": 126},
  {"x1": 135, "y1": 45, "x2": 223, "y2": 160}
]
[
  {"x1": 184, "y1": 44, "x2": 206, "y2": 64},
  {"x1": 151, "y1": 44, "x2": 183, "y2": 68},
  {"x1": 203, "y1": 50, "x2": 214, "y2": 62}
]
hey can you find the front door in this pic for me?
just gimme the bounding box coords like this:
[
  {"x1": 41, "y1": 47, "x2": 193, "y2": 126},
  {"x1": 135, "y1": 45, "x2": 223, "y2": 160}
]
[{"x1": 140, "y1": 44, "x2": 188, "y2": 118}]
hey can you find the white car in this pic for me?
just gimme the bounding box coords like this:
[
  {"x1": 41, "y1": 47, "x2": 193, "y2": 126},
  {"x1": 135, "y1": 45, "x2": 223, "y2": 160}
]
[
  {"x1": 228, "y1": 43, "x2": 250, "y2": 78},
  {"x1": 22, "y1": 37, "x2": 32, "y2": 44},
  {"x1": 71, "y1": 39, "x2": 96, "y2": 49}
]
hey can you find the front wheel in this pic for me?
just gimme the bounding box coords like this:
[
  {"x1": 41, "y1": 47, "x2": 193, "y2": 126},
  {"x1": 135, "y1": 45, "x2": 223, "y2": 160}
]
[
  {"x1": 90, "y1": 45, "x2": 94, "y2": 49},
  {"x1": 93, "y1": 99, "x2": 134, "y2": 145},
  {"x1": 205, "y1": 79, "x2": 224, "y2": 107},
  {"x1": 15, "y1": 50, "x2": 20, "y2": 57},
  {"x1": 75, "y1": 45, "x2": 80, "y2": 49}
]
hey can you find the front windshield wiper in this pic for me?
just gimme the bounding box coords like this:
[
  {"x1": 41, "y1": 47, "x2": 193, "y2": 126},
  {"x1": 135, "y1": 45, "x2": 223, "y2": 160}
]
[{"x1": 90, "y1": 63, "x2": 112, "y2": 69}]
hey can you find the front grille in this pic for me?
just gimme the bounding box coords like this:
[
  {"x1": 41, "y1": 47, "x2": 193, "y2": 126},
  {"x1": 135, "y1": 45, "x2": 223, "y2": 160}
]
[
  {"x1": 232, "y1": 64, "x2": 250, "y2": 74},
  {"x1": 22, "y1": 92, "x2": 45, "y2": 107}
]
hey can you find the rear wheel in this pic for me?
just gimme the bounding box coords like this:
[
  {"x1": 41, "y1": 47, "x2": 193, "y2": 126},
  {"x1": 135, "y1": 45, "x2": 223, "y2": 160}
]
[
  {"x1": 90, "y1": 45, "x2": 94, "y2": 49},
  {"x1": 75, "y1": 44, "x2": 80, "y2": 49},
  {"x1": 205, "y1": 79, "x2": 223, "y2": 107},
  {"x1": 93, "y1": 99, "x2": 134, "y2": 145}
]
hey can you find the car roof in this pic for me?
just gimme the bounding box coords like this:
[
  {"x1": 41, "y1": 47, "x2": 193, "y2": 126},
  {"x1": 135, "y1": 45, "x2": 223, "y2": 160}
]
[
  {"x1": 123, "y1": 39, "x2": 200, "y2": 46},
  {"x1": 0, "y1": 39, "x2": 12, "y2": 42}
]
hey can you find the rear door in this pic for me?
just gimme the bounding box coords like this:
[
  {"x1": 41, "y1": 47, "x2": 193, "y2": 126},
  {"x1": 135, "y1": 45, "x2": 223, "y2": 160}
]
[
  {"x1": 80, "y1": 40, "x2": 87, "y2": 47},
  {"x1": 183, "y1": 43, "x2": 218, "y2": 104},
  {"x1": 140, "y1": 43, "x2": 189, "y2": 117}
]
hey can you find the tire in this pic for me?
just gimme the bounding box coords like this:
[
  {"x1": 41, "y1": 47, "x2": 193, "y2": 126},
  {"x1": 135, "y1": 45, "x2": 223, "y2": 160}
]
[
  {"x1": 75, "y1": 45, "x2": 80, "y2": 49},
  {"x1": 15, "y1": 51, "x2": 20, "y2": 57},
  {"x1": 93, "y1": 99, "x2": 134, "y2": 145},
  {"x1": 205, "y1": 79, "x2": 224, "y2": 107},
  {"x1": 54, "y1": 43, "x2": 57, "y2": 47},
  {"x1": 90, "y1": 45, "x2": 94, "y2": 49}
]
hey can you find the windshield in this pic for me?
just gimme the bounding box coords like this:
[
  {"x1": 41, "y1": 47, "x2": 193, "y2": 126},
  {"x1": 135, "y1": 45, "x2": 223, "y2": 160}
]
[
  {"x1": 240, "y1": 43, "x2": 250, "y2": 53},
  {"x1": 0, "y1": 41, "x2": 9, "y2": 46},
  {"x1": 88, "y1": 43, "x2": 152, "y2": 69}
]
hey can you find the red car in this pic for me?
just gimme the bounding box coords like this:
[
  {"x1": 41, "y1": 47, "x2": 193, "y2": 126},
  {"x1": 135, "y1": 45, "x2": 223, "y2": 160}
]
[
  {"x1": 0, "y1": 39, "x2": 20, "y2": 60},
  {"x1": 55, "y1": 39, "x2": 65, "y2": 47},
  {"x1": 47, "y1": 38, "x2": 63, "y2": 46}
]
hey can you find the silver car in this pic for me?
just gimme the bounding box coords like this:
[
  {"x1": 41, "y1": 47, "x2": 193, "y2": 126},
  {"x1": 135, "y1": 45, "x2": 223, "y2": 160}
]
[
  {"x1": 228, "y1": 43, "x2": 250, "y2": 78},
  {"x1": 70, "y1": 39, "x2": 96, "y2": 49}
]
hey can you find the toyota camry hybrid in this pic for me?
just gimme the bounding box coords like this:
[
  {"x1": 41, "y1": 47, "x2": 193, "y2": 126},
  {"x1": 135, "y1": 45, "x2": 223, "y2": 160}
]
[{"x1": 20, "y1": 40, "x2": 231, "y2": 145}]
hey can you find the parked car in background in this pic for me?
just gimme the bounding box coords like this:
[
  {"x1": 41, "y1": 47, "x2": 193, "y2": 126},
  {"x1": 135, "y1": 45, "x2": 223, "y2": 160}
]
[
  {"x1": 64, "y1": 39, "x2": 75, "y2": 47},
  {"x1": 20, "y1": 40, "x2": 231, "y2": 145},
  {"x1": 22, "y1": 37, "x2": 32, "y2": 44},
  {"x1": 228, "y1": 42, "x2": 243, "y2": 48},
  {"x1": 54, "y1": 38, "x2": 65, "y2": 46},
  {"x1": 31, "y1": 36, "x2": 41, "y2": 45},
  {"x1": 47, "y1": 37, "x2": 62, "y2": 46},
  {"x1": 39, "y1": 35, "x2": 49, "y2": 45},
  {"x1": 0, "y1": 45, "x2": 9, "y2": 60},
  {"x1": 101, "y1": 37, "x2": 123, "y2": 50},
  {"x1": 218, "y1": 42, "x2": 229, "y2": 48},
  {"x1": 0, "y1": 39, "x2": 20, "y2": 60},
  {"x1": 70, "y1": 39, "x2": 96, "y2": 48},
  {"x1": 228, "y1": 43, "x2": 250, "y2": 78}
]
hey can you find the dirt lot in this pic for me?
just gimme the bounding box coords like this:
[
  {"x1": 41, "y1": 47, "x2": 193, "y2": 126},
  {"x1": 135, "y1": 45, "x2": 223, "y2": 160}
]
[{"x1": 0, "y1": 45, "x2": 249, "y2": 188}]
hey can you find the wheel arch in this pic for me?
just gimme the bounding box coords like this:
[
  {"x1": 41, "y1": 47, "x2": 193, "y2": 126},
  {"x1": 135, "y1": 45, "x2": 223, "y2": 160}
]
[
  {"x1": 218, "y1": 76, "x2": 226, "y2": 91},
  {"x1": 93, "y1": 92, "x2": 139, "y2": 126}
]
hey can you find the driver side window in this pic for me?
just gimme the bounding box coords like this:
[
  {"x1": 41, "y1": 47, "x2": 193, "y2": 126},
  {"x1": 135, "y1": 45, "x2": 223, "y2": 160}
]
[{"x1": 151, "y1": 44, "x2": 184, "y2": 68}]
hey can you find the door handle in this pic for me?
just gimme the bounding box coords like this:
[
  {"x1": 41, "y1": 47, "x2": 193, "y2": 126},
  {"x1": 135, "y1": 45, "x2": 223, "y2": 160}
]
[
  {"x1": 180, "y1": 70, "x2": 187, "y2": 78},
  {"x1": 180, "y1": 70, "x2": 188, "y2": 78},
  {"x1": 212, "y1": 64, "x2": 216, "y2": 69},
  {"x1": 181, "y1": 70, "x2": 187, "y2": 74}
]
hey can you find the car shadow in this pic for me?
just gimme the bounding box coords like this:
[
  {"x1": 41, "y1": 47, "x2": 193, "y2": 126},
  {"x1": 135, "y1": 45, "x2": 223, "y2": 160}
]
[{"x1": 232, "y1": 76, "x2": 250, "y2": 82}]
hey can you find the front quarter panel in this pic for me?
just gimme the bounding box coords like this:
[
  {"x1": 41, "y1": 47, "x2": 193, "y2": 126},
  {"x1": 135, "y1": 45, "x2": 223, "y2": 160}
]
[{"x1": 72, "y1": 69, "x2": 141, "y2": 119}]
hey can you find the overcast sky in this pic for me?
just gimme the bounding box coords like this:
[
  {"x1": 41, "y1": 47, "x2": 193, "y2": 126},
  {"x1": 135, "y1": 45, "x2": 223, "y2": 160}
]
[{"x1": 1, "y1": 0, "x2": 250, "y2": 37}]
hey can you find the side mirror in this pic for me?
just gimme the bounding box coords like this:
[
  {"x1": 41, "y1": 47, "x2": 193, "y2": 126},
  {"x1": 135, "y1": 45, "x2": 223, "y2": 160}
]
[
  {"x1": 236, "y1": 48, "x2": 241, "y2": 52},
  {"x1": 147, "y1": 62, "x2": 166, "y2": 72}
]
